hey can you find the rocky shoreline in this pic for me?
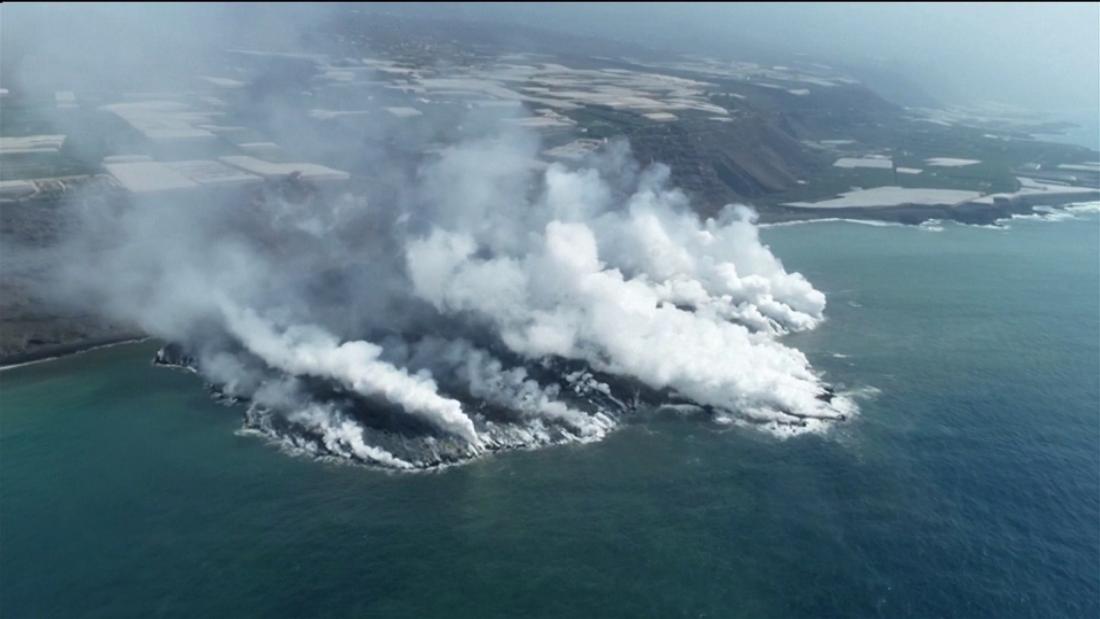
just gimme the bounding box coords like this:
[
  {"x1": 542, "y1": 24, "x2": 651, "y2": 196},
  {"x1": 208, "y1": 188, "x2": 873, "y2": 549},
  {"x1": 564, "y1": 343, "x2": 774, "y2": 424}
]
[
  {"x1": 0, "y1": 334, "x2": 148, "y2": 370},
  {"x1": 759, "y1": 191, "x2": 1100, "y2": 226}
]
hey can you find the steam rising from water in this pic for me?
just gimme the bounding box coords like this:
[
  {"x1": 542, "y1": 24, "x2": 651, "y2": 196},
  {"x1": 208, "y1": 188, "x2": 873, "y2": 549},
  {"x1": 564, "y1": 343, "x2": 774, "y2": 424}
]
[{"x1": 55, "y1": 133, "x2": 854, "y2": 469}]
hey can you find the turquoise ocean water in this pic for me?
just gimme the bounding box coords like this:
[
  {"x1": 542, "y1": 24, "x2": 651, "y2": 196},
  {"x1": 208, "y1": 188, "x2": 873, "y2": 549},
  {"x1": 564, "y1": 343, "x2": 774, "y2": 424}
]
[{"x1": 2, "y1": 212, "x2": 1097, "y2": 618}]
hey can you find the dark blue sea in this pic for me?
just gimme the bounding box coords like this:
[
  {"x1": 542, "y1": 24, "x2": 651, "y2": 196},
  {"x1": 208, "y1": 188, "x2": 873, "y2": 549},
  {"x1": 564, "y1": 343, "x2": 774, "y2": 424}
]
[{"x1": 2, "y1": 211, "x2": 1097, "y2": 618}]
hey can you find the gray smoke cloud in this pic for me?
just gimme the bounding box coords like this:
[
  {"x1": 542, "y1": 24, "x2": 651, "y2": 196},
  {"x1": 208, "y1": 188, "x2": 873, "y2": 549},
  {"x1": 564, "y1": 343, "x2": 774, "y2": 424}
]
[
  {"x1": 405, "y1": 137, "x2": 845, "y2": 430},
  {"x1": 5, "y1": 3, "x2": 857, "y2": 469},
  {"x1": 37, "y1": 125, "x2": 854, "y2": 468}
]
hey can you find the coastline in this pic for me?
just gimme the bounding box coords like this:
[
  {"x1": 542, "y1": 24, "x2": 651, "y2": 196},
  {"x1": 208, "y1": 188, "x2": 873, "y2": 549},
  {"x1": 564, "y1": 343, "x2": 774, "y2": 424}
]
[
  {"x1": 758, "y1": 192, "x2": 1100, "y2": 227},
  {"x1": 0, "y1": 335, "x2": 150, "y2": 372},
  {"x1": 2, "y1": 199, "x2": 1095, "y2": 374}
]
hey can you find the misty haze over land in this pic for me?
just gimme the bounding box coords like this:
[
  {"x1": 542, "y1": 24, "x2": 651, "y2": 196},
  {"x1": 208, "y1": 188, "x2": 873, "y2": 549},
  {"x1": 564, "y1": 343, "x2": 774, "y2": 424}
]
[
  {"x1": 4, "y1": 6, "x2": 1100, "y2": 619},
  {"x1": 0, "y1": 3, "x2": 1097, "y2": 468},
  {"x1": 5, "y1": 3, "x2": 1099, "y2": 111},
  {"x1": 369, "y1": 3, "x2": 1100, "y2": 123}
]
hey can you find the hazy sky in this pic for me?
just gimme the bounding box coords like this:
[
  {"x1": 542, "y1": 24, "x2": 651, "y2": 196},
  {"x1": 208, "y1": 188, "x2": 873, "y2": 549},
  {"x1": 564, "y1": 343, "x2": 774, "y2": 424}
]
[
  {"x1": 432, "y1": 2, "x2": 1100, "y2": 115},
  {"x1": 3, "y1": 2, "x2": 1097, "y2": 116}
]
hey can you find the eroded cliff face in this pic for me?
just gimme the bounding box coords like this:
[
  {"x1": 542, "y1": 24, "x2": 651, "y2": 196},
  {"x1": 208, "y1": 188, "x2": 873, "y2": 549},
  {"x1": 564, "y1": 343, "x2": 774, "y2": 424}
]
[
  {"x1": 626, "y1": 113, "x2": 810, "y2": 216},
  {"x1": 611, "y1": 82, "x2": 903, "y2": 217}
]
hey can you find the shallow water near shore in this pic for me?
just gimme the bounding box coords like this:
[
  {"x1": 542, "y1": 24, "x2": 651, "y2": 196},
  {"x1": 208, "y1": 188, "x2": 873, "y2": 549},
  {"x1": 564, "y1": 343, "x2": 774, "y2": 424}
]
[{"x1": 2, "y1": 213, "x2": 1097, "y2": 618}]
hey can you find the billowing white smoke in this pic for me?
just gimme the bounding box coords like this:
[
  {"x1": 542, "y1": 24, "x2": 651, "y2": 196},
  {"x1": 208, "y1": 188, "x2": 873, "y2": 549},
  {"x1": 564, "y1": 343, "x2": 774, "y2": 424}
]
[
  {"x1": 55, "y1": 130, "x2": 853, "y2": 469},
  {"x1": 219, "y1": 301, "x2": 480, "y2": 445},
  {"x1": 406, "y1": 140, "x2": 845, "y2": 430},
  {"x1": 383, "y1": 336, "x2": 618, "y2": 442},
  {"x1": 222, "y1": 329, "x2": 622, "y2": 468}
]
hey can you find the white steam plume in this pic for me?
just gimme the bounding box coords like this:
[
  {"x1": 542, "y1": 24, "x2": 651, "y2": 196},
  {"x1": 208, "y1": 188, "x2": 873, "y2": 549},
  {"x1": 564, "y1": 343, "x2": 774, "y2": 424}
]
[
  {"x1": 247, "y1": 379, "x2": 416, "y2": 470},
  {"x1": 219, "y1": 302, "x2": 481, "y2": 446},
  {"x1": 43, "y1": 125, "x2": 852, "y2": 468},
  {"x1": 407, "y1": 138, "x2": 848, "y2": 429},
  {"x1": 6, "y1": 4, "x2": 858, "y2": 471},
  {"x1": 385, "y1": 336, "x2": 618, "y2": 442}
]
